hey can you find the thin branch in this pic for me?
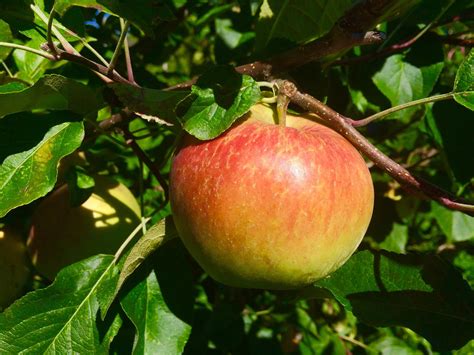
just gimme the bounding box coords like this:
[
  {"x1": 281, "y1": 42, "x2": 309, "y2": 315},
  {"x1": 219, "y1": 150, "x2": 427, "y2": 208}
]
[
  {"x1": 352, "y1": 92, "x2": 468, "y2": 127},
  {"x1": 121, "y1": 19, "x2": 136, "y2": 84},
  {"x1": 114, "y1": 217, "x2": 151, "y2": 262},
  {"x1": 107, "y1": 20, "x2": 130, "y2": 75},
  {"x1": 121, "y1": 125, "x2": 169, "y2": 201},
  {"x1": 277, "y1": 80, "x2": 474, "y2": 215},
  {"x1": 0, "y1": 42, "x2": 56, "y2": 60},
  {"x1": 166, "y1": 30, "x2": 385, "y2": 91},
  {"x1": 333, "y1": 31, "x2": 474, "y2": 66},
  {"x1": 338, "y1": 334, "x2": 373, "y2": 351},
  {"x1": 51, "y1": 47, "x2": 137, "y2": 85},
  {"x1": 0, "y1": 60, "x2": 13, "y2": 77},
  {"x1": 167, "y1": 0, "x2": 403, "y2": 90},
  {"x1": 30, "y1": 5, "x2": 76, "y2": 54},
  {"x1": 332, "y1": 0, "x2": 459, "y2": 67},
  {"x1": 46, "y1": 7, "x2": 58, "y2": 58},
  {"x1": 62, "y1": 27, "x2": 110, "y2": 66},
  {"x1": 437, "y1": 35, "x2": 474, "y2": 48},
  {"x1": 238, "y1": 31, "x2": 386, "y2": 79}
]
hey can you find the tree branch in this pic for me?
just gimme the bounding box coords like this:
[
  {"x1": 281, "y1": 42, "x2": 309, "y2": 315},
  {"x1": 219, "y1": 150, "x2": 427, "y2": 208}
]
[
  {"x1": 121, "y1": 125, "x2": 169, "y2": 201},
  {"x1": 49, "y1": 47, "x2": 138, "y2": 86},
  {"x1": 167, "y1": 0, "x2": 405, "y2": 90},
  {"x1": 277, "y1": 80, "x2": 474, "y2": 215},
  {"x1": 107, "y1": 20, "x2": 130, "y2": 75}
]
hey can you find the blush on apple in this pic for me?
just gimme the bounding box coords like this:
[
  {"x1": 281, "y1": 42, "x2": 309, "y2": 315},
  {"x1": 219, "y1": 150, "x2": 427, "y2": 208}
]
[{"x1": 170, "y1": 104, "x2": 374, "y2": 289}]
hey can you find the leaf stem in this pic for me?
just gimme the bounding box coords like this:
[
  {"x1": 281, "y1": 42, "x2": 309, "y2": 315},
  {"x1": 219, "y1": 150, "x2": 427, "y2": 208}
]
[
  {"x1": 352, "y1": 92, "x2": 467, "y2": 127},
  {"x1": 114, "y1": 217, "x2": 151, "y2": 262},
  {"x1": 121, "y1": 19, "x2": 136, "y2": 84},
  {"x1": 30, "y1": 5, "x2": 76, "y2": 54},
  {"x1": 338, "y1": 334, "x2": 373, "y2": 351},
  {"x1": 0, "y1": 59, "x2": 13, "y2": 77},
  {"x1": 0, "y1": 41, "x2": 56, "y2": 60},
  {"x1": 47, "y1": 7, "x2": 58, "y2": 58},
  {"x1": 107, "y1": 20, "x2": 130, "y2": 75},
  {"x1": 122, "y1": 124, "x2": 169, "y2": 201}
]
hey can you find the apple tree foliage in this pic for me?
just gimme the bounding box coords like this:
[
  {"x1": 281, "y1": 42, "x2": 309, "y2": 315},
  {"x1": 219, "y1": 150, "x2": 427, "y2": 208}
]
[{"x1": 0, "y1": 0, "x2": 474, "y2": 353}]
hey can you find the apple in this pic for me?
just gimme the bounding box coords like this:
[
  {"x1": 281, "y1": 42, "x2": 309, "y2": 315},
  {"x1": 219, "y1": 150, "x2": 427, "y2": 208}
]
[
  {"x1": 0, "y1": 226, "x2": 30, "y2": 310},
  {"x1": 56, "y1": 150, "x2": 88, "y2": 186},
  {"x1": 170, "y1": 104, "x2": 374, "y2": 289},
  {"x1": 27, "y1": 176, "x2": 141, "y2": 280}
]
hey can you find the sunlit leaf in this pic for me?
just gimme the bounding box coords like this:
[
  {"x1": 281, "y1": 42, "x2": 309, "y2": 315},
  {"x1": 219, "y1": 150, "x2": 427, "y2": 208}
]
[
  {"x1": 0, "y1": 113, "x2": 84, "y2": 217},
  {"x1": 177, "y1": 65, "x2": 261, "y2": 140},
  {"x1": 0, "y1": 256, "x2": 119, "y2": 353},
  {"x1": 0, "y1": 74, "x2": 102, "y2": 118},
  {"x1": 121, "y1": 239, "x2": 194, "y2": 355},
  {"x1": 454, "y1": 49, "x2": 474, "y2": 110}
]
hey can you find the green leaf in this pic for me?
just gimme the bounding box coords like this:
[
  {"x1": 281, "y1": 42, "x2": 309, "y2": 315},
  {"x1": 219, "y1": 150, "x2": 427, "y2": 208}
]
[
  {"x1": 0, "y1": 82, "x2": 27, "y2": 93},
  {"x1": 0, "y1": 113, "x2": 84, "y2": 217},
  {"x1": 177, "y1": 66, "x2": 261, "y2": 140},
  {"x1": 54, "y1": 0, "x2": 175, "y2": 38},
  {"x1": 369, "y1": 336, "x2": 422, "y2": 355},
  {"x1": 454, "y1": 49, "x2": 474, "y2": 110},
  {"x1": 12, "y1": 36, "x2": 51, "y2": 83},
  {"x1": 255, "y1": 0, "x2": 353, "y2": 53},
  {"x1": 0, "y1": 255, "x2": 119, "y2": 354},
  {"x1": 406, "y1": 38, "x2": 444, "y2": 98},
  {"x1": 215, "y1": 18, "x2": 255, "y2": 50},
  {"x1": 431, "y1": 203, "x2": 474, "y2": 242},
  {"x1": 379, "y1": 223, "x2": 408, "y2": 254},
  {"x1": 454, "y1": 251, "x2": 474, "y2": 288},
  {"x1": 313, "y1": 250, "x2": 474, "y2": 351},
  {"x1": 194, "y1": 4, "x2": 233, "y2": 26},
  {"x1": 420, "y1": 62, "x2": 444, "y2": 97},
  {"x1": 0, "y1": 20, "x2": 13, "y2": 60},
  {"x1": 372, "y1": 54, "x2": 423, "y2": 117},
  {"x1": 121, "y1": 239, "x2": 194, "y2": 355},
  {"x1": 0, "y1": 74, "x2": 102, "y2": 118},
  {"x1": 115, "y1": 218, "x2": 178, "y2": 296},
  {"x1": 108, "y1": 83, "x2": 188, "y2": 126}
]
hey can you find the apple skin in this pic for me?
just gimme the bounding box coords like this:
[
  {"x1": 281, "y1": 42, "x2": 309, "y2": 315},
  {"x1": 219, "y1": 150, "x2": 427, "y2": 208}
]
[
  {"x1": 170, "y1": 104, "x2": 374, "y2": 289},
  {"x1": 0, "y1": 227, "x2": 30, "y2": 310},
  {"x1": 27, "y1": 176, "x2": 141, "y2": 280}
]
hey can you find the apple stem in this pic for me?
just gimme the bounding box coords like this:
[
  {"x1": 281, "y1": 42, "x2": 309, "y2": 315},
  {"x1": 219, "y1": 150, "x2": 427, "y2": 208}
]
[
  {"x1": 277, "y1": 93, "x2": 290, "y2": 127},
  {"x1": 114, "y1": 217, "x2": 151, "y2": 262},
  {"x1": 277, "y1": 79, "x2": 474, "y2": 216}
]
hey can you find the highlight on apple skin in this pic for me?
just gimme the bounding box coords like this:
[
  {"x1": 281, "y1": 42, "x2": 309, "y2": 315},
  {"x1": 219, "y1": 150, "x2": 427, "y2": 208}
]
[
  {"x1": 27, "y1": 175, "x2": 141, "y2": 280},
  {"x1": 0, "y1": 226, "x2": 30, "y2": 310},
  {"x1": 170, "y1": 104, "x2": 374, "y2": 290}
]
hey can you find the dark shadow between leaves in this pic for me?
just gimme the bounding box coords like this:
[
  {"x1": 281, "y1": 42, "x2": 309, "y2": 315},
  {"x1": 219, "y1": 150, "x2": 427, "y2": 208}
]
[
  {"x1": 349, "y1": 289, "x2": 474, "y2": 351},
  {"x1": 195, "y1": 65, "x2": 243, "y2": 109}
]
